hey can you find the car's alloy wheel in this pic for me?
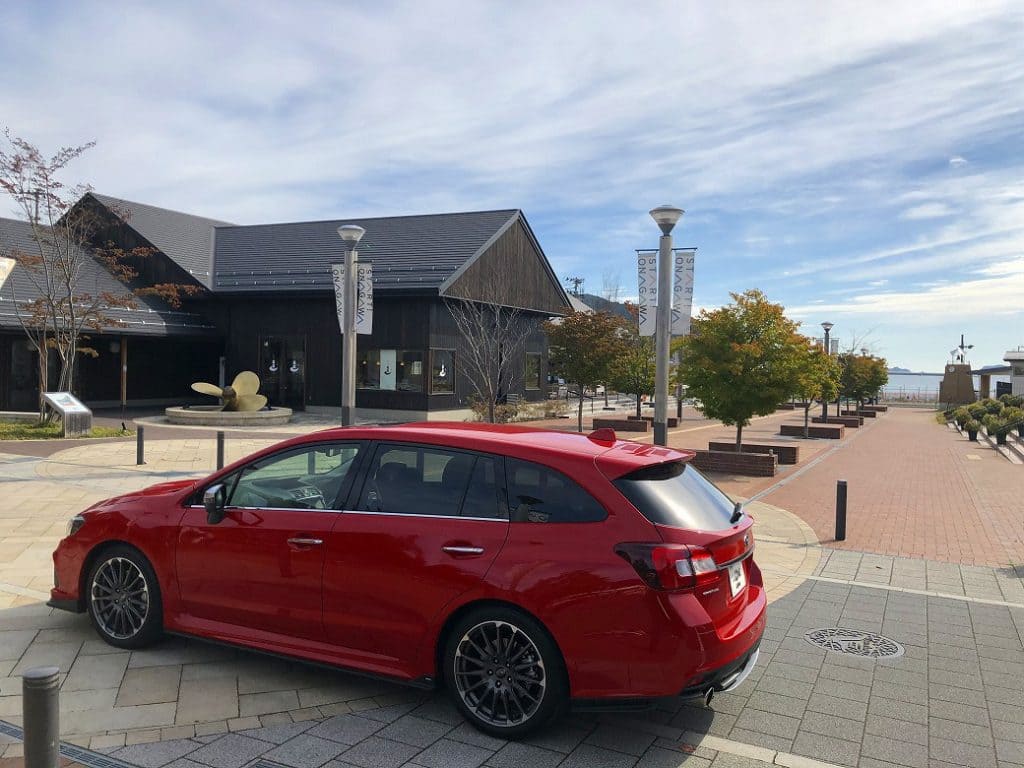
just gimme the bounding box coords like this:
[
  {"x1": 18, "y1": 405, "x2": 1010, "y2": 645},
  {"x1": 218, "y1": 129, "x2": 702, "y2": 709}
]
[
  {"x1": 90, "y1": 556, "x2": 150, "y2": 640},
  {"x1": 445, "y1": 608, "x2": 566, "y2": 737},
  {"x1": 86, "y1": 545, "x2": 162, "y2": 649},
  {"x1": 453, "y1": 620, "x2": 546, "y2": 727}
]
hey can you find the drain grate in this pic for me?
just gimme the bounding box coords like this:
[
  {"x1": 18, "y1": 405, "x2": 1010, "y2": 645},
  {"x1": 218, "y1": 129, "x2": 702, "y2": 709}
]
[
  {"x1": 0, "y1": 718, "x2": 139, "y2": 768},
  {"x1": 804, "y1": 627, "x2": 905, "y2": 658}
]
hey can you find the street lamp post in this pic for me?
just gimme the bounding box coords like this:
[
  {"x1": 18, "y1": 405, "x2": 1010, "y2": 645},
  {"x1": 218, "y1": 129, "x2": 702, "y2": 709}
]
[
  {"x1": 650, "y1": 205, "x2": 684, "y2": 447},
  {"x1": 821, "y1": 321, "x2": 833, "y2": 421},
  {"x1": 337, "y1": 224, "x2": 365, "y2": 426}
]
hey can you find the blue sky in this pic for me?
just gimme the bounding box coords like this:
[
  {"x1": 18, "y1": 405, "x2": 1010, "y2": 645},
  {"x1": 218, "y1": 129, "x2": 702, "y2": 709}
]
[{"x1": 2, "y1": 1, "x2": 1022, "y2": 370}]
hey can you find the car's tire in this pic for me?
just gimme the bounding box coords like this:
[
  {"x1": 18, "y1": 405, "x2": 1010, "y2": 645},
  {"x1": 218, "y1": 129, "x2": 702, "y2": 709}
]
[
  {"x1": 443, "y1": 606, "x2": 567, "y2": 738},
  {"x1": 85, "y1": 544, "x2": 163, "y2": 649}
]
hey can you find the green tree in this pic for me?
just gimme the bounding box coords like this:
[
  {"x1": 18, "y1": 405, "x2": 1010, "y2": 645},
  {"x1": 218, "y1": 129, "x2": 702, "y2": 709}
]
[
  {"x1": 839, "y1": 352, "x2": 889, "y2": 409},
  {"x1": 544, "y1": 310, "x2": 628, "y2": 432},
  {"x1": 792, "y1": 344, "x2": 841, "y2": 437},
  {"x1": 607, "y1": 304, "x2": 655, "y2": 420},
  {"x1": 675, "y1": 289, "x2": 804, "y2": 450}
]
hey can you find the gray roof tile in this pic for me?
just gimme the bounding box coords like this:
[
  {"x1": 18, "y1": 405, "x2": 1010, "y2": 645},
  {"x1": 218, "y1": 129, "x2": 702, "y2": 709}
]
[
  {"x1": 91, "y1": 192, "x2": 231, "y2": 288},
  {"x1": 212, "y1": 209, "x2": 519, "y2": 293},
  {"x1": 0, "y1": 217, "x2": 216, "y2": 337}
]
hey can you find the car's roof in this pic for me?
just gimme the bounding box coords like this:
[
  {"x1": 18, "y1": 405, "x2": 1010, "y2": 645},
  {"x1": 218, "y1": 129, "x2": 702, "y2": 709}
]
[{"x1": 298, "y1": 422, "x2": 694, "y2": 478}]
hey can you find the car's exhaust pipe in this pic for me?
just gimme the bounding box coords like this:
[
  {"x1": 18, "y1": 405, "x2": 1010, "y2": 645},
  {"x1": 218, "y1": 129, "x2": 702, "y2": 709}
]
[{"x1": 703, "y1": 687, "x2": 715, "y2": 707}]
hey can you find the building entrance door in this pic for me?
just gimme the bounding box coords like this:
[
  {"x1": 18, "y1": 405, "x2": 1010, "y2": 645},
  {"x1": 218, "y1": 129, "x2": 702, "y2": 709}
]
[{"x1": 259, "y1": 335, "x2": 306, "y2": 410}]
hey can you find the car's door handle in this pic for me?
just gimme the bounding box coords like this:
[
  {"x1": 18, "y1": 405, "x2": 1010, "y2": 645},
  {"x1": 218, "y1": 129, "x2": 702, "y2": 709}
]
[
  {"x1": 287, "y1": 538, "x2": 323, "y2": 546},
  {"x1": 442, "y1": 545, "x2": 484, "y2": 556}
]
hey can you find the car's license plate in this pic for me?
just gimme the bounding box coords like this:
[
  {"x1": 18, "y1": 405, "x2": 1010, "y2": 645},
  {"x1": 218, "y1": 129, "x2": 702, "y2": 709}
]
[{"x1": 728, "y1": 561, "x2": 747, "y2": 597}]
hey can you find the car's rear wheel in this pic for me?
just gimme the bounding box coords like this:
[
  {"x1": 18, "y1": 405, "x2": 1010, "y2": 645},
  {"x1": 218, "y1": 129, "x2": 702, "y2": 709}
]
[
  {"x1": 86, "y1": 545, "x2": 162, "y2": 649},
  {"x1": 444, "y1": 607, "x2": 567, "y2": 738}
]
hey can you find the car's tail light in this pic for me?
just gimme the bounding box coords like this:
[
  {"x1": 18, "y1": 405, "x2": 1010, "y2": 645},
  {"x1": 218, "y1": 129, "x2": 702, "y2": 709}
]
[{"x1": 614, "y1": 543, "x2": 721, "y2": 591}]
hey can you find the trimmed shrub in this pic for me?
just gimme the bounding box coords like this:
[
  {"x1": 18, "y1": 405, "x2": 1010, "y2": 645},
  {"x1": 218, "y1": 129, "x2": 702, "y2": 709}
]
[{"x1": 964, "y1": 418, "x2": 981, "y2": 441}]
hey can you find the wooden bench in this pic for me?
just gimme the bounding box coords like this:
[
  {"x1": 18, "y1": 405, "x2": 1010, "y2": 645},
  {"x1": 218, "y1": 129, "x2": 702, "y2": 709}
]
[
  {"x1": 780, "y1": 424, "x2": 844, "y2": 439},
  {"x1": 860, "y1": 404, "x2": 888, "y2": 412},
  {"x1": 812, "y1": 415, "x2": 862, "y2": 427},
  {"x1": 842, "y1": 409, "x2": 876, "y2": 418},
  {"x1": 628, "y1": 415, "x2": 679, "y2": 427},
  {"x1": 593, "y1": 418, "x2": 649, "y2": 432},
  {"x1": 708, "y1": 442, "x2": 799, "y2": 465},
  {"x1": 690, "y1": 450, "x2": 777, "y2": 477},
  {"x1": 777, "y1": 403, "x2": 797, "y2": 410}
]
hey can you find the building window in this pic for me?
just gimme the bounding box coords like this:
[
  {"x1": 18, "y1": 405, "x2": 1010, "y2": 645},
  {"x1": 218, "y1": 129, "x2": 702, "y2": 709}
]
[
  {"x1": 525, "y1": 353, "x2": 542, "y2": 390},
  {"x1": 358, "y1": 350, "x2": 381, "y2": 389},
  {"x1": 397, "y1": 350, "x2": 424, "y2": 392},
  {"x1": 359, "y1": 349, "x2": 425, "y2": 391},
  {"x1": 431, "y1": 349, "x2": 455, "y2": 394}
]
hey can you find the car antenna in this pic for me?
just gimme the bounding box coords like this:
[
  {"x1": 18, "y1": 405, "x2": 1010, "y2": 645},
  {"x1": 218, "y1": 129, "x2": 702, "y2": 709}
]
[{"x1": 730, "y1": 501, "x2": 744, "y2": 524}]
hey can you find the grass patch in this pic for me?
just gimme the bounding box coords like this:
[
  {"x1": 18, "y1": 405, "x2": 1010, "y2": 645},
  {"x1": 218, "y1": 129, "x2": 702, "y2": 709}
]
[{"x1": 0, "y1": 421, "x2": 133, "y2": 441}]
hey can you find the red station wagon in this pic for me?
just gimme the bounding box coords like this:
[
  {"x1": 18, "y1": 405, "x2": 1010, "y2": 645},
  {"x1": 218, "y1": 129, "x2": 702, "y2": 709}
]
[{"x1": 50, "y1": 423, "x2": 765, "y2": 736}]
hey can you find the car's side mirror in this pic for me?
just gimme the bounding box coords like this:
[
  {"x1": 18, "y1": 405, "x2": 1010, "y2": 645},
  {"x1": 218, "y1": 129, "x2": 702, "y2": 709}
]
[{"x1": 204, "y1": 484, "x2": 227, "y2": 525}]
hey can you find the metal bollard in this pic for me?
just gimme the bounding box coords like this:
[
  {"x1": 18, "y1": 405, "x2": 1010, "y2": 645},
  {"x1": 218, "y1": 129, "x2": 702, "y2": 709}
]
[
  {"x1": 835, "y1": 480, "x2": 848, "y2": 541},
  {"x1": 216, "y1": 431, "x2": 225, "y2": 470},
  {"x1": 136, "y1": 425, "x2": 145, "y2": 465},
  {"x1": 23, "y1": 666, "x2": 60, "y2": 768}
]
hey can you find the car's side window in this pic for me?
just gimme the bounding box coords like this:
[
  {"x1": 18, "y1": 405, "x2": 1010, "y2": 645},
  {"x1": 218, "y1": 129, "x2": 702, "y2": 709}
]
[
  {"x1": 461, "y1": 456, "x2": 504, "y2": 519},
  {"x1": 358, "y1": 444, "x2": 492, "y2": 517},
  {"x1": 227, "y1": 443, "x2": 361, "y2": 510},
  {"x1": 505, "y1": 458, "x2": 607, "y2": 523}
]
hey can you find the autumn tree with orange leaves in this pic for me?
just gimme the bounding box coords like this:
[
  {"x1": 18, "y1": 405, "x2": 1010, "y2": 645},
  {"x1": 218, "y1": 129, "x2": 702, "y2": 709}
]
[{"x1": 0, "y1": 131, "x2": 199, "y2": 417}]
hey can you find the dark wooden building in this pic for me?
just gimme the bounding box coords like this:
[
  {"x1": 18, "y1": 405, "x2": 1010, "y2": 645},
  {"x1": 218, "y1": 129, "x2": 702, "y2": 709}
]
[{"x1": 0, "y1": 195, "x2": 571, "y2": 419}]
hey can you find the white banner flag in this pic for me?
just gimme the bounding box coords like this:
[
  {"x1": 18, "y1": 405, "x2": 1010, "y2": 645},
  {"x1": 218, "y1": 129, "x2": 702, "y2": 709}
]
[
  {"x1": 331, "y1": 263, "x2": 346, "y2": 333},
  {"x1": 671, "y1": 248, "x2": 696, "y2": 335},
  {"x1": 355, "y1": 261, "x2": 373, "y2": 335},
  {"x1": 332, "y1": 261, "x2": 374, "y2": 334},
  {"x1": 637, "y1": 251, "x2": 658, "y2": 336}
]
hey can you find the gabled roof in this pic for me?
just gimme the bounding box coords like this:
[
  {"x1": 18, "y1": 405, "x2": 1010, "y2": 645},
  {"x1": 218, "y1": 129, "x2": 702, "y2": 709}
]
[
  {"x1": 0, "y1": 217, "x2": 216, "y2": 337},
  {"x1": 212, "y1": 209, "x2": 521, "y2": 293},
  {"x1": 89, "y1": 193, "x2": 231, "y2": 288}
]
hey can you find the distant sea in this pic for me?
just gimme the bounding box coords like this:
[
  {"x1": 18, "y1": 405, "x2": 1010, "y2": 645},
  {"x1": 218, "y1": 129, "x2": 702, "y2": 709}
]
[{"x1": 883, "y1": 372, "x2": 1011, "y2": 399}]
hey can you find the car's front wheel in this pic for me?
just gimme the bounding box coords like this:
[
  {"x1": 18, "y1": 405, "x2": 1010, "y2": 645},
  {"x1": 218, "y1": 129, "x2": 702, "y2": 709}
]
[
  {"x1": 86, "y1": 544, "x2": 163, "y2": 649},
  {"x1": 444, "y1": 607, "x2": 567, "y2": 738}
]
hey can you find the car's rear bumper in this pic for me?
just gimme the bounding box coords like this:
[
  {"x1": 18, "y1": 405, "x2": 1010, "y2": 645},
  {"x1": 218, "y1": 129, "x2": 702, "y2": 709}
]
[{"x1": 678, "y1": 638, "x2": 760, "y2": 698}]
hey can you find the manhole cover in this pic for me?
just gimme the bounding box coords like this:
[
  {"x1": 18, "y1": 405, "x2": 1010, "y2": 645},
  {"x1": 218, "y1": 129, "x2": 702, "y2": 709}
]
[{"x1": 804, "y1": 628, "x2": 905, "y2": 658}]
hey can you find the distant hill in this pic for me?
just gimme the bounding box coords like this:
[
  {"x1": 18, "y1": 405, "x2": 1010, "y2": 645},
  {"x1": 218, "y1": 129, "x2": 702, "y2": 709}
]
[
  {"x1": 888, "y1": 367, "x2": 912, "y2": 373},
  {"x1": 577, "y1": 293, "x2": 633, "y2": 320}
]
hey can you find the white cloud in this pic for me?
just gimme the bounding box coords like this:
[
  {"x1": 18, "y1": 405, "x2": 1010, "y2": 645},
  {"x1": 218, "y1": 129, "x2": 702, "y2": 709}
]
[
  {"x1": 900, "y1": 203, "x2": 954, "y2": 220},
  {"x1": 949, "y1": 155, "x2": 969, "y2": 167}
]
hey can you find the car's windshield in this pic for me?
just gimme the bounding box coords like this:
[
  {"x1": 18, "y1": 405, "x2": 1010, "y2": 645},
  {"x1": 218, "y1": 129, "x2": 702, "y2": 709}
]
[{"x1": 613, "y1": 460, "x2": 736, "y2": 531}]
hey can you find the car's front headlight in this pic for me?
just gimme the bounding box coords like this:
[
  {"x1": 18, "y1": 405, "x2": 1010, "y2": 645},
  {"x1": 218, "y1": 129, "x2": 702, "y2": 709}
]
[{"x1": 66, "y1": 515, "x2": 86, "y2": 537}]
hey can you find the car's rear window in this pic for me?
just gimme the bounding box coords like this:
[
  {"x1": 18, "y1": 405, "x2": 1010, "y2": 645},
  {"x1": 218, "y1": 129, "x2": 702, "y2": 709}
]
[{"x1": 613, "y1": 461, "x2": 736, "y2": 531}]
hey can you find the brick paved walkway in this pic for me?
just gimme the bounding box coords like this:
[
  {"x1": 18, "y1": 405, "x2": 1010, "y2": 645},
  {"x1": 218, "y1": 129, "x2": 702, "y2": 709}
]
[
  {"x1": 755, "y1": 407, "x2": 1024, "y2": 568},
  {"x1": 6, "y1": 549, "x2": 1017, "y2": 768}
]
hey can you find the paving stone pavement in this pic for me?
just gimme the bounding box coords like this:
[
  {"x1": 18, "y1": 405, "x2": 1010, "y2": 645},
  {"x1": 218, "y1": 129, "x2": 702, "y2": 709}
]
[
  {"x1": 62, "y1": 563, "x2": 1020, "y2": 768},
  {"x1": 3, "y1": 421, "x2": 1023, "y2": 767}
]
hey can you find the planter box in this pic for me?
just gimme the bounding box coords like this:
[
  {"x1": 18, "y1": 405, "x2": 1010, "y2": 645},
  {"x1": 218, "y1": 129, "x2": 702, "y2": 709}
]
[
  {"x1": 781, "y1": 424, "x2": 844, "y2": 439},
  {"x1": 593, "y1": 418, "x2": 648, "y2": 432},
  {"x1": 860, "y1": 405, "x2": 888, "y2": 412},
  {"x1": 812, "y1": 415, "x2": 862, "y2": 427},
  {"x1": 842, "y1": 409, "x2": 877, "y2": 418},
  {"x1": 777, "y1": 403, "x2": 797, "y2": 410},
  {"x1": 708, "y1": 442, "x2": 799, "y2": 465},
  {"x1": 627, "y1": 415, "x2": 679, "y2": 427},
  {"x1": 690, "y1": 449, "x2": 777, "y2": 477}
]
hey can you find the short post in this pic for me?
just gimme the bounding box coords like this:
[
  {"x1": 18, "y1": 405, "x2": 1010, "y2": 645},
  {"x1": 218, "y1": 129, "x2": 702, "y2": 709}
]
[
  {"x1": 22, "y1": 666, "x2": 60, "y2": 768},
  {"x1": 835, "y1": 480, "x2": 848, "y2": 541},
  {"x1": 136, "y1": 425, "x2": 145, "y2": 465},
  {"x1": 216, "y1": 431, "x2": 225, "y2": 470}
]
